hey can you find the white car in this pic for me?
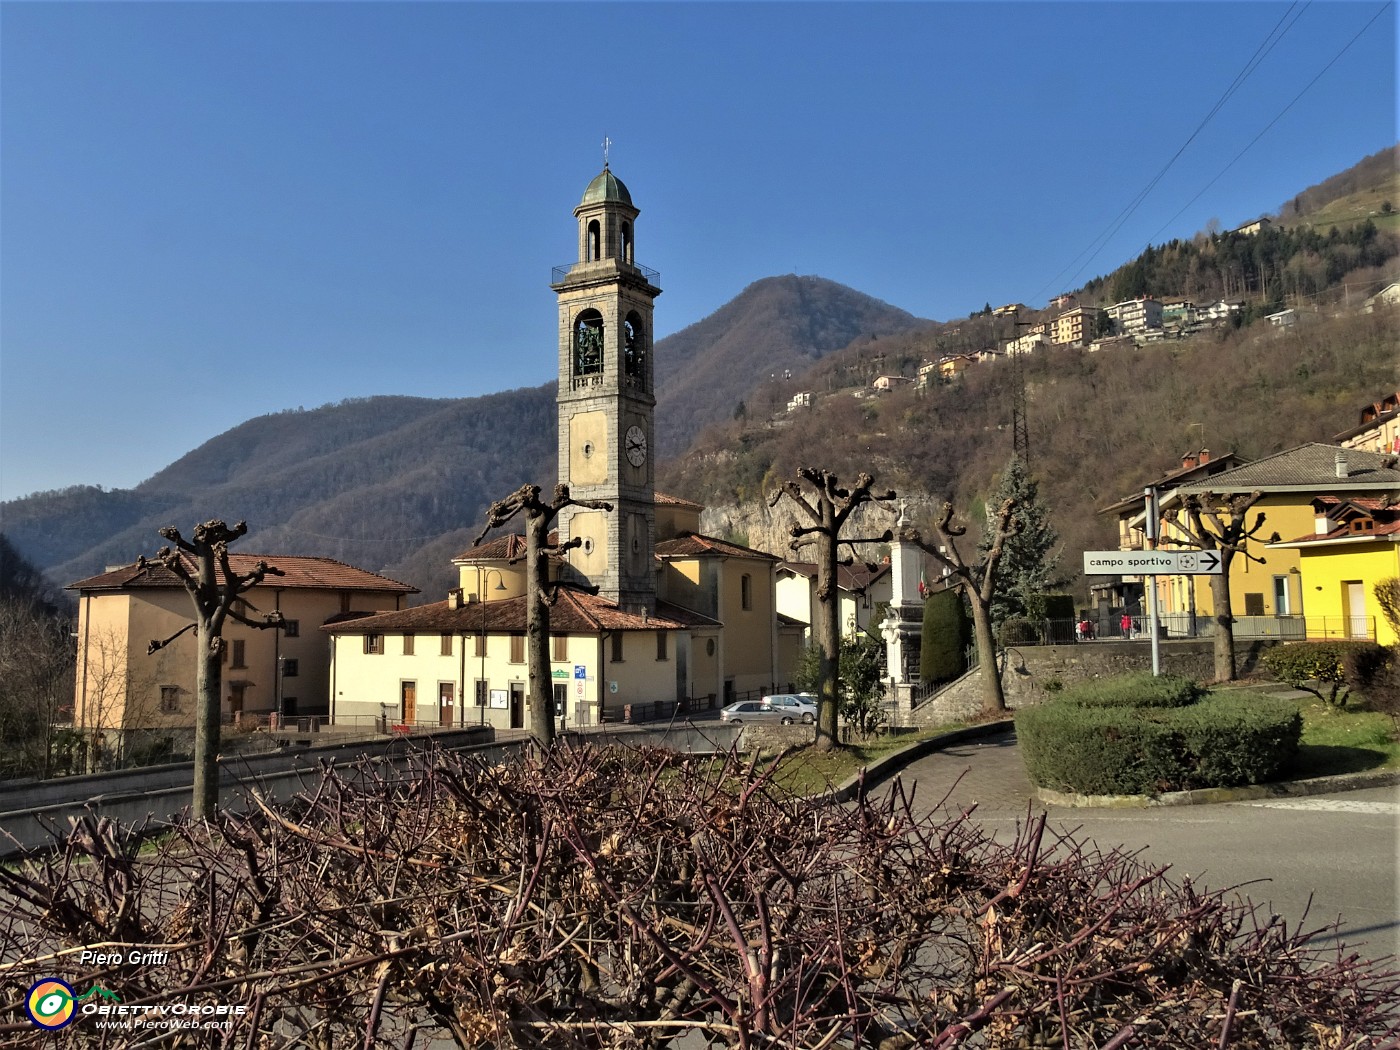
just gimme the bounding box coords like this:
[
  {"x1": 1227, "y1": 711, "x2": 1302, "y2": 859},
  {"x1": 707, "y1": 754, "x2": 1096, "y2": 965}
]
[{"x1": 761, "y1": 693, "x2": 818, "y2": 724}]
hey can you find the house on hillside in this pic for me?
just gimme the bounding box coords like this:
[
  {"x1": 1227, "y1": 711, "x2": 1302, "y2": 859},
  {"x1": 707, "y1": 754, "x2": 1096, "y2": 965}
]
[
  {"x1": 1051, "y1": 306, "x2": 1105, "y2": 347},
  {"x1": 1363, "y1": 282, "x2": 1400, "y2": 313},
  {"x1": 787, "y1": 391, "x2": 813, "y2": 411},
  {"x1": 872, "y1": 374, "x2": 914, "y2": 393},
  {"x1": 67, "y1": 555, "x2": 416, "y2": 762},
  {"x1": 938, "y1": 354, "x2": 979, "y2": 379},
  {"x1": 1106, "y1": 297, "x2": 1163, "y2": 334},
  {"x1": 916, "y1": 361, "x2": 939, "y2": 390},
  {"x1": 1335, "y1": 391, "x2": 1400, "y2": 454},
  {"x1": 1233, "y1": 217, "x2": 1273, "y2": 236}
]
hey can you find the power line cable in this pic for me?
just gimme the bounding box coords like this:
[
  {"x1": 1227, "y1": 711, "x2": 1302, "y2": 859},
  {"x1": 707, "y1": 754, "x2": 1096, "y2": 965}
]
[
  {"x1": 1030, "y1": 2, "x2": 1309, "y2": 302},
  {"x1": 1144, "y1": 3, "x2": 1392, "y2": 245}
]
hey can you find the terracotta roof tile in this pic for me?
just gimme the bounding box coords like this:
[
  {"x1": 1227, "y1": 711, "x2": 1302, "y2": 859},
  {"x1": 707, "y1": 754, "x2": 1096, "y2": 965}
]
[
  {"x1": 655, "y1": 532, "x2": 779, "y2": 561},
  {"x1": 69, "y1": 554, "x2": 417, "y2": 594},
  {"x1": 323, "y1": 591, "x2": 719, "y2": 634},
  {"x1": 655, "y1": 491, "x2": 705, "y2": 509}
]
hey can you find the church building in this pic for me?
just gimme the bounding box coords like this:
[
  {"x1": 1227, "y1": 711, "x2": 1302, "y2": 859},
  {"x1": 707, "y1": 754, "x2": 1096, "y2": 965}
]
[{"x1": 325, "y1": 167, "x2": 804, "y2": 729}]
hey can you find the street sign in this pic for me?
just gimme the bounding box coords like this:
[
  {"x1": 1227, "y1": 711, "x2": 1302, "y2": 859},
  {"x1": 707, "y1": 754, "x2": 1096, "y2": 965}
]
[{"x1": 1082, "y1": 549, "x2": 1222, "y2": 575}]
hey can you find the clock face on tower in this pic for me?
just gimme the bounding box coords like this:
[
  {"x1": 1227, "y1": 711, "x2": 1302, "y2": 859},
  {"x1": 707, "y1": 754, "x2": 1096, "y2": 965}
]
[{"x1": 625, "y1": 425, "x2": 648, "y2": 467}]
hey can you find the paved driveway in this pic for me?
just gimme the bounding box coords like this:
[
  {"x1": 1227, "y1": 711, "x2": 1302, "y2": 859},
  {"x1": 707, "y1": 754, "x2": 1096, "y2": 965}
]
[{"x1": 883, "y1": 729, "x2": 1400, "y2": 962}]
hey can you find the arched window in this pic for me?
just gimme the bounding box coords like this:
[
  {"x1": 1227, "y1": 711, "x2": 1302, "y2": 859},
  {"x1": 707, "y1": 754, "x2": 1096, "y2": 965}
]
[
  {"x1": 623, "y1": 312, "x2": 645, "y2": 385},
  {"x1": 587, "y1": 220, "x2": 601, "y2": 262},
  {"x1": 574, "y1": 310, "x2": 604, "y2": 376},
  {"x1": 620, "y1": 221, "x2": 633, "y2": 263},
  {"x1": 741, "y1": 574, "x2": 753, "y2": 611}
]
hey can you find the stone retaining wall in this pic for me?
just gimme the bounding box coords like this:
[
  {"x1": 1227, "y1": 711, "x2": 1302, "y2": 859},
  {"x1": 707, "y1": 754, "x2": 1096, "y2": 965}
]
[{"x1": 903, "y1": 638, "x2": 1280, "y2": 727}]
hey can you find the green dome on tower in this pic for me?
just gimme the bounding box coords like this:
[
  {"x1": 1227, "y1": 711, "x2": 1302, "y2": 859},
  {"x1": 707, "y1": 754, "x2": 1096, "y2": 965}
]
[{"x1": 580, "y1": 167, "x2": 633, "y2": 207}]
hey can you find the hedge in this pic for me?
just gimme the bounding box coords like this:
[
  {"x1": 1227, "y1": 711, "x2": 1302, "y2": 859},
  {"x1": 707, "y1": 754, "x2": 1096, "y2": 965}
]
[
  {"x1": 1056, "y1": 672, "x2": 1203, "y2": 709},
  {"x1": 1017, "y1": 687, "x2": 1301, "y2": 795},
  {"x1": 1261, "y1": 640, "x2": 1384, "y2": 706},
  {"x1": 921, "y1": 589, "x2": 970, "y2": 686}
]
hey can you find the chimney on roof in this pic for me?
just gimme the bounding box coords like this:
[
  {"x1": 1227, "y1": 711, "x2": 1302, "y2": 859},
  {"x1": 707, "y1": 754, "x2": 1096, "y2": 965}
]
[
  {"x1": 1181, "y1": 451, "x2": 1199, "y2": 469},
  {"x1": 1198, "y1": 448, "x2": 1210, "y2": 464},
  {"x1": 1335, "y1": 450, "x2": 1351, "y2": 478}
]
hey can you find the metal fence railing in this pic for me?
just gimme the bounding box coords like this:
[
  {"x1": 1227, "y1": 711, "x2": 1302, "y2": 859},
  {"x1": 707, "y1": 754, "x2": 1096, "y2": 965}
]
[{"x1": 995, "y1": 613, "x2": 1376, "y2": 645}]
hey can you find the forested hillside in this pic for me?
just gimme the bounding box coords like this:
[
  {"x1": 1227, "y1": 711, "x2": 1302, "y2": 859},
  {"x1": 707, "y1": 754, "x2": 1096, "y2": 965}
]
[
  {"x1": 653, "y1": 275, "x2": 929, "y2": 457},
  {"x1": 664, "y1": 305, "x2": 1399, "y2": 590}
]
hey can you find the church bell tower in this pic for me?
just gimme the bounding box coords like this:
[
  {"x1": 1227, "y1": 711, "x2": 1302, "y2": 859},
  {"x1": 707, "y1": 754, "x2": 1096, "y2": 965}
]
[{"x1": 553, "y1": 164, "x2": 661, "y2": 613}]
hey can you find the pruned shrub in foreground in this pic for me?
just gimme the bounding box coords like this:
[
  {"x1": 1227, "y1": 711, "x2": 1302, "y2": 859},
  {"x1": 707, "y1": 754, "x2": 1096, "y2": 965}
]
[
  {"x1": 1018, "y1": 684, "x2": 1301, "y2": 794},
  {"x1": 0, "y1": 742, "x2": 1393, "y2": 1047}
]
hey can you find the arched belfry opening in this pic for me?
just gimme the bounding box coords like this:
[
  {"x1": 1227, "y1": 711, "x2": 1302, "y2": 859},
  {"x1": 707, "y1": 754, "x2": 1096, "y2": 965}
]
[
  {"x1": 587, "y1": 219, "x2": 601, "y2": 262},
  {"x1": 574, "y1": 309, "x2": 604, "y2": 376},
  {"x1": 620, "y1": 220, "x2": 633, "y2": 264},
  {"x1": 623, "y1": 311, "x2": 646, "y2": 389}
]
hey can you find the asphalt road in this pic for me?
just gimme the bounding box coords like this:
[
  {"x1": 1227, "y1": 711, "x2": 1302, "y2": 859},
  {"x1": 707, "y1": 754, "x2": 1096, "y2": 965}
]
[{"x1": 886, "y1": 731, "x2": 1400, "y2": 963}]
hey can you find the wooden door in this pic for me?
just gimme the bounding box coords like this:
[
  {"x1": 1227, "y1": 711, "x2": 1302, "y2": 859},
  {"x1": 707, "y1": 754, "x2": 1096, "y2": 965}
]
[
  {"x1": 401, "y1": 682, "x2": 416, "y2": 725},
  {"x1": 509, "y1": 683, "x2": 524, "y2": 729},
  {"x1": 439, "y1": 683, "x2": 454, "y2": 727}
]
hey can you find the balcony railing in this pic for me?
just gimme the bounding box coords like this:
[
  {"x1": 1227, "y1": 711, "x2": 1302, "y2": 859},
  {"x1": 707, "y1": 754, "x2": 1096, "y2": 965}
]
[{"x1": 551, "y1": 260, "x2": 660, "y2": 286}]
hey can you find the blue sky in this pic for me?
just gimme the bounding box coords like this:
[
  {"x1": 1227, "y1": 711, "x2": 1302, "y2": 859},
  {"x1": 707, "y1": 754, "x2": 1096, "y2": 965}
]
[{"x1": 1, "y1": 1, "x2": 1394, "y2": 502}]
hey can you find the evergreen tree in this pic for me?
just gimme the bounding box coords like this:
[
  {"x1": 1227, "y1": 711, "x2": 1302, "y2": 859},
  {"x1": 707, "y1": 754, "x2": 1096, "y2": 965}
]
[{"x1": 978, "y1": 457, "x2": 1063, "y2": 627}]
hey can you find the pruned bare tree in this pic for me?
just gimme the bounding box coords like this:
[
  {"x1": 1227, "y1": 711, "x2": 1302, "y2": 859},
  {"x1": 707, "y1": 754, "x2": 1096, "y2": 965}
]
[
  {"x1": 769, "y1": 468, "x2": 895, "y2": 750},
  {"x1": 1162, "y1": 490, "x2": 1268, "y2": 682},
  {"x1": 1, "y1": 745, "x2": 1396, "y2": 1047},
  {"x1": 900, "y1": 498, "x2": 1019, "y2": 715},
  {"x1": 140, "y1": 520, "x2": 283, "y2": 818},
  {"x1": 475, "y1": 483, "x2": 613, "y2": 746}
]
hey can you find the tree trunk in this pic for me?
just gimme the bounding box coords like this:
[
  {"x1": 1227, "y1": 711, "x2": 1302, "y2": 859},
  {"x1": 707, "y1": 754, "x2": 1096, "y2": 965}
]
[
  {"x1": 968, "y1": 588, "x2": 1006, "y2": 715},
  {"x1": 813, "y1": 526, "x2": 840, "y2": 751},
  {"x1": 1209, "y1": 566, "x2": 1237, "y2": 682},
  {"x1": 526, "y1": 518, "x2": 555, "y2": 747},
  {"x1": 192, "y1": 621, "x2": 222, "y2": 819}
]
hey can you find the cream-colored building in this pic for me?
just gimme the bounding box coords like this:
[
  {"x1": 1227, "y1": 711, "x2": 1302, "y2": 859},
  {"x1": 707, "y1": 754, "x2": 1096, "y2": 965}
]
[
  {"x1": 324, "y1": 167, "x2": 804, "y2": 730},
  {"x1": 1051, "y1": 306, "x2": 1105, "y2": 347},
  {"x1": 776, "y1": 560, "x2": 892, "y2": 643},
  {"x1": 67, "y1": 555, "x2": 415, "y2": 759},
  {"x1": 1335, "y1": 391, "x2": 1399, "y2": 454}
]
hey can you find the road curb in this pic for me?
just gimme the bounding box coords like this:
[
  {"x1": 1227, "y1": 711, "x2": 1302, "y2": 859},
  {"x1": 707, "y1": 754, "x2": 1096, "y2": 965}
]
[
  {"x1": 1036, "y1": 767, "x2": 1400, "y2": 809},
  {"x1": 815, "y1": 719, "x2": 1399, "y2": 810}
]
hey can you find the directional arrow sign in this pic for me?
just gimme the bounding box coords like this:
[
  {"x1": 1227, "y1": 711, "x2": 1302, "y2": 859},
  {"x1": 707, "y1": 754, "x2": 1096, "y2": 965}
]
[{"x1": 1083, "y1": 549, "x2": 1223, "y2": 575}]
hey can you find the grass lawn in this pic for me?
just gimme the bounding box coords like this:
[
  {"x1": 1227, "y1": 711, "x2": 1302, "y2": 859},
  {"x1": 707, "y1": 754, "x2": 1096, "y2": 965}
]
[
  {"x1": 1290, "y1": 699, "x2": 1400, "y2": 779},
  {"x1": 756, "y1": 723, "x2": 974, "y2": 798}
]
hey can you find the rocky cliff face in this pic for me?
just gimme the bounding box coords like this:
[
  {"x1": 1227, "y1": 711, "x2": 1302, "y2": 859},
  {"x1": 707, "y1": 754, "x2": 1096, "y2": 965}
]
[{"x1": 700, "y1": 495, "x2": 945, "y2": 561}]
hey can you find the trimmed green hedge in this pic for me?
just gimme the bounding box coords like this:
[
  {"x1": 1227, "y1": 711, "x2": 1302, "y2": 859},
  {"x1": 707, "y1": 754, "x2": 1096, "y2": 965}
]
[
  {"x1": 1017, "y1": 683, "x2": 1301, "y2": 795},
  {"x1": 1058, "y1": 672, "x2": 1203, "y2": 709}
]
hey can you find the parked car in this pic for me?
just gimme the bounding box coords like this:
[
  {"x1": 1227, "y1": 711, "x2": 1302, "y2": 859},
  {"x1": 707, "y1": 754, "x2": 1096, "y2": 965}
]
[
  {"x1": 761, "y1": 693, "x2": 818, "y2": 724},
  {"x1": 720, "y1": 700, "x2": 797, "y2": 725}
]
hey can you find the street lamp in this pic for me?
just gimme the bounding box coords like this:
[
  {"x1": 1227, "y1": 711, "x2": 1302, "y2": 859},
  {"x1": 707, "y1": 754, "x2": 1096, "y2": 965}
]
[{"x1": 477, "y1": 567, "x2": 507, "y2": 725}]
